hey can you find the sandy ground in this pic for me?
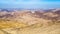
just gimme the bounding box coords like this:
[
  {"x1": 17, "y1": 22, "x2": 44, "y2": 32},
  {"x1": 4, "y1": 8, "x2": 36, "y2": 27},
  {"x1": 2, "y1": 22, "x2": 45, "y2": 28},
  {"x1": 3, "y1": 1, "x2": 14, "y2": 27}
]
[{"x1": 0, "y1": 23, "x2": 60, "y2": 34}]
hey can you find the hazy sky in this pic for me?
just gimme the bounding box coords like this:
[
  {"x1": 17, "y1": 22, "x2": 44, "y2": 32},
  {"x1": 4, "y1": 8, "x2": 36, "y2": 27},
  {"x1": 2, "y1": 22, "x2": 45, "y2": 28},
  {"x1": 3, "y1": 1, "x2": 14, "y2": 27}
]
[{"x1": 0, "y1": 0, "x2": 60, "y2": 9}]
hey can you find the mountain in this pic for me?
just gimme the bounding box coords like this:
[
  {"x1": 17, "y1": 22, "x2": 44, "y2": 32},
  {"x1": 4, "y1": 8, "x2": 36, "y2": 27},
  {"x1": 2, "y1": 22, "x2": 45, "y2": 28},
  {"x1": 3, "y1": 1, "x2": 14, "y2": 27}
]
[
  {"x1": 0, "y1": 9, "x2": 60, "y2": 34},
  {"x1": 0, "y1": 9, "x2": 60, "y2": 26}
]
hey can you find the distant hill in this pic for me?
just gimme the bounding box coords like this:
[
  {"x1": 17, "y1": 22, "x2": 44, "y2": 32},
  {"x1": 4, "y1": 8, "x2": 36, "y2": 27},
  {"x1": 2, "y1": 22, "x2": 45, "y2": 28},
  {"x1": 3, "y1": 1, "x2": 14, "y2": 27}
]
[{"x1": 0, "y1": 9, "x2": 60, "y2": 25}]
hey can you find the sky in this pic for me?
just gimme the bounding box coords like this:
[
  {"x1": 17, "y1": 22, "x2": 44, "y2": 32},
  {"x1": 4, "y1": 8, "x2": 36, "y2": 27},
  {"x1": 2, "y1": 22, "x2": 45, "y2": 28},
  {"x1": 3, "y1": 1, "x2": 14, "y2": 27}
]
[{"x1": 0, "y1": 0, "x2": 60, "y2": 9}]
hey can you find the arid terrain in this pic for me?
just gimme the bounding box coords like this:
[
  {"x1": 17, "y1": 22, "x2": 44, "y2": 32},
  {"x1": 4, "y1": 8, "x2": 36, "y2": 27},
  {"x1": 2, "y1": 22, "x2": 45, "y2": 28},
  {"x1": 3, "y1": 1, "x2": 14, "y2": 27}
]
[{"x1": 0, "y1": 9, "x2": 60, "y2": 34}]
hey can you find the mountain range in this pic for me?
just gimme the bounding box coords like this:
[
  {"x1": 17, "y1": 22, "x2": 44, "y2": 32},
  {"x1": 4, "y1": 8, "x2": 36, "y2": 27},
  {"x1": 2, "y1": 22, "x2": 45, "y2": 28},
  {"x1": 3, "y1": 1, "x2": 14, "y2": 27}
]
[{"x1": 0, "y1": 9, "x2": 60, "y2": 34}]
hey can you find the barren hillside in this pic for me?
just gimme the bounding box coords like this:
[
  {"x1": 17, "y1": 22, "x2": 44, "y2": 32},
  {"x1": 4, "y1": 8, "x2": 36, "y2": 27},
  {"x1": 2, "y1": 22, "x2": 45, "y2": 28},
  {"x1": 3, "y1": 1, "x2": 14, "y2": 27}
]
[{"x1": 0, "y1": 9, "x2": 60, "y2": 34}]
